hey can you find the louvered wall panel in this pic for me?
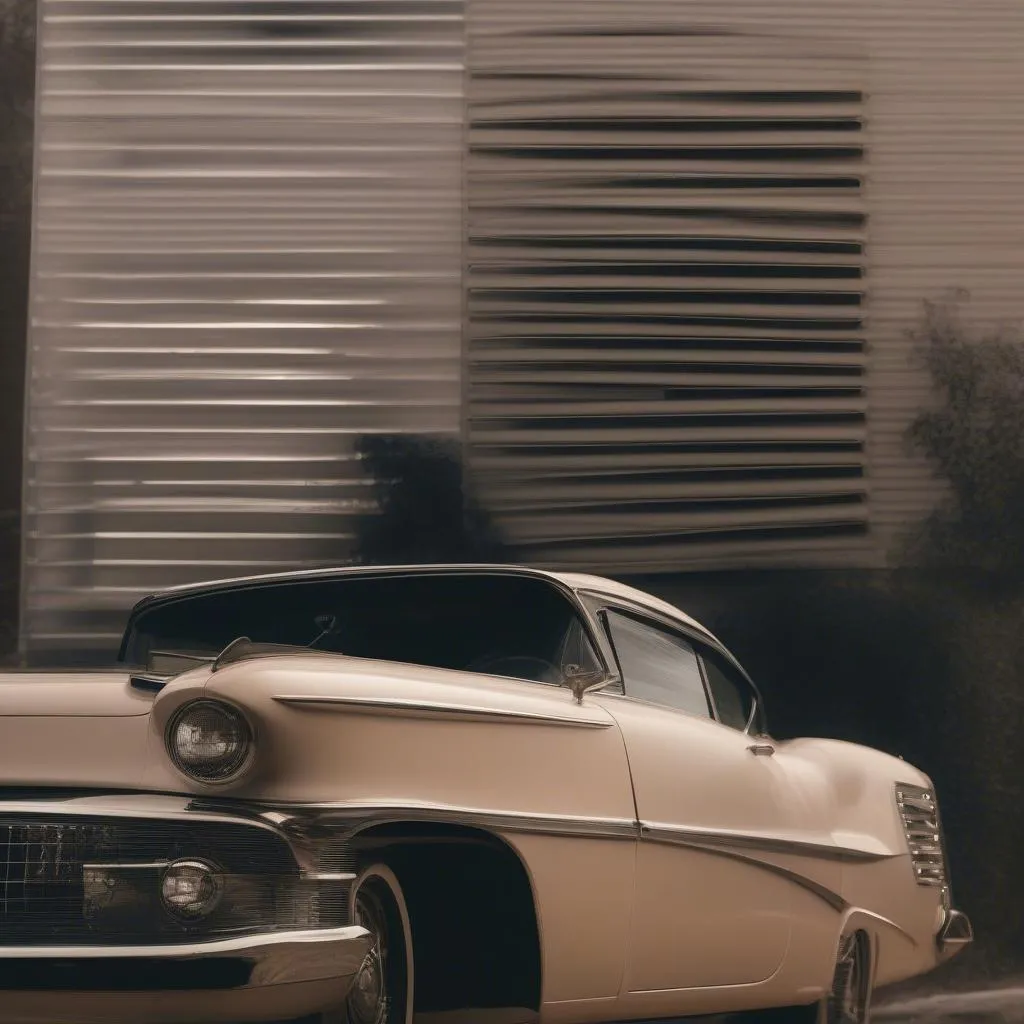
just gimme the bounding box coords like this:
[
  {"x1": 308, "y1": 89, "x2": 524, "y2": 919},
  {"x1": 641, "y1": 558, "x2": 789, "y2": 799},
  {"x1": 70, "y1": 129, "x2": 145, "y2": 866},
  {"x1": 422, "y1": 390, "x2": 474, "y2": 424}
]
[
  {"x1": 465, "y1": 0, "x2": 870, "y2": 571},
  {"x1": 22, "y1": 0, "x2": 465, "y2": 656}
]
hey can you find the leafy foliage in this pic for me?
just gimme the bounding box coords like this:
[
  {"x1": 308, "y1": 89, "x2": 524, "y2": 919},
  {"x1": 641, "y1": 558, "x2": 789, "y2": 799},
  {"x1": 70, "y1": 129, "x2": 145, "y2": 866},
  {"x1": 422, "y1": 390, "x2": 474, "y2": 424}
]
[
  {"x1": 905, "y1": 292, "x2": 1024, "y2": 575},
  {"x1": 351, "y1": 434, "x2": 510, "y2": 565}
]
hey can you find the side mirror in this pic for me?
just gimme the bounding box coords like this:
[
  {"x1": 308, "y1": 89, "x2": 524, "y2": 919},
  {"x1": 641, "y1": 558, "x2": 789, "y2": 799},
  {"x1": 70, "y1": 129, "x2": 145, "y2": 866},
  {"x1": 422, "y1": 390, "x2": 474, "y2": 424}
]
[{"x1": 564, "y1": 664, "x2": 611, "y2": 705}]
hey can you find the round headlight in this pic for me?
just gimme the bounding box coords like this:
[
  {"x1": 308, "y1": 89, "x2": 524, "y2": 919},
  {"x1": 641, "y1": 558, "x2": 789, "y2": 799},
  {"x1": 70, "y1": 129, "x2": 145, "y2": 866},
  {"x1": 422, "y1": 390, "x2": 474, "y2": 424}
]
[
  {"x1": 167, "y1": 699, "x2": 253, "y2": 783},
  {"x1": 161, "y1": 859, "x2": 223, "y2": 920}
]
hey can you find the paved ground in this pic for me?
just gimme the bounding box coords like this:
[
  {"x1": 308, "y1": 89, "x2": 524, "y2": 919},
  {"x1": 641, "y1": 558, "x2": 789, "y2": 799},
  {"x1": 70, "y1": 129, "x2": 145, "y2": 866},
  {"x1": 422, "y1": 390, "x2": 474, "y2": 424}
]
[
  {"x1": 299, "y1": 984, "x2": 1024, "y2": 1023},
  {"x1": 365, "y1": 990, "x2": 1024, "y2": 1023},
  {"x1": 875, "y1": 985, "x2": 1024, "y2": 1022}
]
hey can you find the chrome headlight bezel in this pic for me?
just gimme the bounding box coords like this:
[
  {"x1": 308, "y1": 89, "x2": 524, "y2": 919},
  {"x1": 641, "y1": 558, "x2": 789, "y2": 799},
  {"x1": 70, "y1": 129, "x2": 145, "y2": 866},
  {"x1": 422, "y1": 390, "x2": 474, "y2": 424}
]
[
  {"x1": 165, "y1": 698, "x2": 255, "y2": 786},
  {"x1": 160, "y1": 857, "x2": 226, "y2": 921}
]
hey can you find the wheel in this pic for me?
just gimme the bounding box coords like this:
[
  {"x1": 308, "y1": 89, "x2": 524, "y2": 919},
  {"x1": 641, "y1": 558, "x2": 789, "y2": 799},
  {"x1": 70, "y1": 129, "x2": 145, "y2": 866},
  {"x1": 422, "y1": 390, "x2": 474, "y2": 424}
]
[
  {"x1": 344, "y1": 864, "x2": 414, "y2": 1024},
  {"x1": 821, "y1": 931, "x2": 872, "y2": 1024}
]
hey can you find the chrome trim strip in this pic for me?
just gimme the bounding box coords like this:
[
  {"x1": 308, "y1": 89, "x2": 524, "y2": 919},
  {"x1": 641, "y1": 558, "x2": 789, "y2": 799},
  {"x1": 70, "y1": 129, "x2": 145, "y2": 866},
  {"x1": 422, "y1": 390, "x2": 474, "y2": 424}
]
[
  {"x1": 0, "y1": 926, "x2": 368, "y2": 957},
  {"x1": 272, "y1": 694, "x2": 614, "y2": 729},
  {"x1": 143, "y1": 563, "x2": 578, "y2": 604},
  {"x1": 0, "y1": 798, "x2": 284, "y2": 837},
  {"x1": 260, "y1": 802, "x2": 640, "y2": 842},
  {"x1": 0, "y1": 925, "x2": 372, "y2": 988},
  {"x1": 645, "y1": 835, "x2": 849, "y2": 912},
  {"x1": 640, "y1": 822, "x2": 896, "y2": 863},
  {"x1": 300, "y1": 871, "x2": 357, "y2": 882},
  {"x1": 207, "y1": 800, "x2": 895, "y2": 863},
  {"x1": 847, "y1": 908, "x2": 919, "y2": 948},
  {"x1": 83, "y1": 861, "x2": 169, "y2": 871}
]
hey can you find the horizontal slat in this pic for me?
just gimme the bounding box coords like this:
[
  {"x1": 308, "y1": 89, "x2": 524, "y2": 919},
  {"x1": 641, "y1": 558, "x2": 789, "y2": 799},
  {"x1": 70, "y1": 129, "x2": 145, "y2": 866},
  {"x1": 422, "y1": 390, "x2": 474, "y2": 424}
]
[
  {"x1": 22, "y1": 0, "x2": 466, "y2": 652},
  {"x1": 465, "y1": 2, "x2": 868, "y2": 570}
]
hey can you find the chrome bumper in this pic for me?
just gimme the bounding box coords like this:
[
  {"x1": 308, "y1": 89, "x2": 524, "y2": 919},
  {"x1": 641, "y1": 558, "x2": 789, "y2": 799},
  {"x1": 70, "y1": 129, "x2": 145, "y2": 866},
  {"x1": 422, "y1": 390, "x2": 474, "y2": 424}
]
[
  {"x1": 0, "y1": 925, "x2": 371, "y2": 990},
  {"x1": 0, "y1": 926, "x2": 371, "y2": 1024},
  {"x1": 937, "y1": 907, "x2": 973, "y2": 957}
]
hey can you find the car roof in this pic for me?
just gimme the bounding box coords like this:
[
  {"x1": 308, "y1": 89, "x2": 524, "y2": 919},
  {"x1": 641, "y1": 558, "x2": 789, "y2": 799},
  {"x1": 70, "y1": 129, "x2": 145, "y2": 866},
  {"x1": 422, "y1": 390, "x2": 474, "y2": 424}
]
[{"x1": 138, "y1": 563, "x2": 715, "y2": 640}]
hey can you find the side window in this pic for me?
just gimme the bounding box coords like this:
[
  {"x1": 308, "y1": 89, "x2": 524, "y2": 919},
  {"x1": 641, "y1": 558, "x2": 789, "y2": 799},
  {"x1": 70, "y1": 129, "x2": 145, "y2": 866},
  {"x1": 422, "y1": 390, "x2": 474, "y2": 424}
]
[
  {"x1": 700, "y1": 648, "x2": 755, "y2": 732},
  {"x1": 556, "y1": 617, "x2": 604, "y2": 677},
  {"x1": 604, "y1": 610, "x2": 711, "y2": 718}
]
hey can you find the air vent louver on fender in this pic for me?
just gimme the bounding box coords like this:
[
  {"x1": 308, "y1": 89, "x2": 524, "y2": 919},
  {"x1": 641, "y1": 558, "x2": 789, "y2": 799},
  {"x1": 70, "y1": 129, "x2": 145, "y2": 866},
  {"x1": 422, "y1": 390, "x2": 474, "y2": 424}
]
[{"x1": 895, "y1": 783, "x2": 947, "y2": 888}]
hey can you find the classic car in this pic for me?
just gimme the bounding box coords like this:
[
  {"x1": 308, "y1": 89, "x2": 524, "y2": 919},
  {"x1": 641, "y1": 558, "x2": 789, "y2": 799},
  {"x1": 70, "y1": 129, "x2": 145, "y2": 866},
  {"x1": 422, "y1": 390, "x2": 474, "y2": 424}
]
[{"x1": 0, "y1": 564, "x2": 971, "y2": 1024}]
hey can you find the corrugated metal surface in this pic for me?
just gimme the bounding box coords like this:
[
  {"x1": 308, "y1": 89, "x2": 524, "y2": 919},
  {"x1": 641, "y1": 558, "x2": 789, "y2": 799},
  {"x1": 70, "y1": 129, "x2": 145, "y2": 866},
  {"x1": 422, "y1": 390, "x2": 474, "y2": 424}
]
[
  {"x1": 855, "y1": 0, "x2": 1024, "y2": 564},
  {"x1": 465, "y1": 0, "x2": 1024, "y2": 573},
  {"x1": 465, "y1": 0, "x2": 870, "y2": 571},
  {"x1": 22, "y1": 0, "x2": 465, "y2": 656},
  {"x1": 22, "y1": 0, "x2": 1024, "y2": 652}
]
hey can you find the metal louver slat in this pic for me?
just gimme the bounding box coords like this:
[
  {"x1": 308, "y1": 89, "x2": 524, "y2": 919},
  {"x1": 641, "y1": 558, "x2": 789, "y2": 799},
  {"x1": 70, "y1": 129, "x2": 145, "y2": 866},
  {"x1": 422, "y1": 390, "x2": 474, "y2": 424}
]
[
  {"x1": 466, "y1": 0, "x2": 868, "y2": 572},
  {"x1": 22, "y1": 0, "x2": 466, "y2": 658}
]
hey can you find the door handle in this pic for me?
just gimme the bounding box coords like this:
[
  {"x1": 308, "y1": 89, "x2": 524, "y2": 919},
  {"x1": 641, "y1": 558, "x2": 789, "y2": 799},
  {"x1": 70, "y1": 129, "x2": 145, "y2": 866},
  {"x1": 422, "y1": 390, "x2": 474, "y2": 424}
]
[{"x1": 747, "y1": 742, "x2": 776, "y2": 757}]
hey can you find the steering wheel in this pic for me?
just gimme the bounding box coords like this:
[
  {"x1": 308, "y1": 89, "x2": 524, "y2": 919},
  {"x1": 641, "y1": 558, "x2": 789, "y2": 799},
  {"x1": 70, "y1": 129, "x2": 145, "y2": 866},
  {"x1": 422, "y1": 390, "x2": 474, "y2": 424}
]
[{"x1": 465, "y1": 654, "x2": 563, "y2": 685}]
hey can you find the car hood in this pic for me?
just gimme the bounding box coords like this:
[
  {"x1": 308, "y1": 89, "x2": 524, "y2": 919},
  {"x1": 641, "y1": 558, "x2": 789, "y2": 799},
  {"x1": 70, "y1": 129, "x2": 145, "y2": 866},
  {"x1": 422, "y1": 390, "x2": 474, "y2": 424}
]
[
  {"x1": 0, "y1": 672, "x2": 153, "y2": 717},
  {"x1": 0, "y1": 671, "x2": 170, "y2": 792}
]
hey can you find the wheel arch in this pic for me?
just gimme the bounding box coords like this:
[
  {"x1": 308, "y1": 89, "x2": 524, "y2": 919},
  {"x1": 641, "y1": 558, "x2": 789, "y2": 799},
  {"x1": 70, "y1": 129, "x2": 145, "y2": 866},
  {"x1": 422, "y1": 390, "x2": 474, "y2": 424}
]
[{"x1": 348, "y1": 820, "x2": 543, "y2": 1015}]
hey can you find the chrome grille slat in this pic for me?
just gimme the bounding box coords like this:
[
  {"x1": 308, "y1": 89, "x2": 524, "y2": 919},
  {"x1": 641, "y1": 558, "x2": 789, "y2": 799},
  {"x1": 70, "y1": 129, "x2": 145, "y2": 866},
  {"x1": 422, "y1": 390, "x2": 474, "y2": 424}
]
[{"x1": 895, "y1": 783, "x2": 948, "y2": 888}]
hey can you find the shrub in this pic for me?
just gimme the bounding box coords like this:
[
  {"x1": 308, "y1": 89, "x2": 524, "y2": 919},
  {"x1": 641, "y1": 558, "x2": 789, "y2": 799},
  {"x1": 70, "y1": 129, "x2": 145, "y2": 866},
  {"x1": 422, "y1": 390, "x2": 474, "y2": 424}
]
[{"x1": 904, "y1": 291, "x2": 1024, "y2": 579}]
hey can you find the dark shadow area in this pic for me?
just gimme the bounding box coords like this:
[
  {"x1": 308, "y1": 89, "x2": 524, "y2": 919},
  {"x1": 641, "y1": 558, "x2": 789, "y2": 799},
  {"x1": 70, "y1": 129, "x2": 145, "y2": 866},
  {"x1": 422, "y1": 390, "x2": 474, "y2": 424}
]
[
  {"x1": 0, "y1": 215, "x2": 27, "y2": 664},
  {"x1": 0, "y1": 0, "x2": 35, "y2": 663},
  {"x1": 627, "y1": 568, "x2": 1024, "y2": 989}
]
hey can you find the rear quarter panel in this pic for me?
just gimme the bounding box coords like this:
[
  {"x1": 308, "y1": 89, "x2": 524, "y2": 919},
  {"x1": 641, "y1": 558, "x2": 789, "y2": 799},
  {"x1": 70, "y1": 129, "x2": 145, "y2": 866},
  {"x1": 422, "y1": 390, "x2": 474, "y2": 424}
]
[{"x1": 782, "y1": 737, "x2": 947, "y2": 988}]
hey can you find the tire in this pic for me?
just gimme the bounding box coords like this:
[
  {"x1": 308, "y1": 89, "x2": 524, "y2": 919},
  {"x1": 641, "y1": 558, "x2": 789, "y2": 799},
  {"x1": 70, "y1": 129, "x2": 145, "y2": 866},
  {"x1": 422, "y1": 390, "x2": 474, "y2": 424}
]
[
  {"x1": 343, "y1": 864, "x2": 414, "y2": 1024},
  {"x1": 820, "y1": 931, "x2": 872, "y2": 1024}
]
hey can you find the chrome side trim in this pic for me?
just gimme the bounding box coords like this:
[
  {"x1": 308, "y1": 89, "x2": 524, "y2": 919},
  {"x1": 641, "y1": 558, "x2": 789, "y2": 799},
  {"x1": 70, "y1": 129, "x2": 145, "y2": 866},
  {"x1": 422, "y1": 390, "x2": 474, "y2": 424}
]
[
  {"x1": 83, "y1": 861, "x2": 169, "y2": 871},
  {"x1": 640, "y1": 822, "x2": 896, "y2": 863},
  {"x1": 300, "y1": 871, "x2": 357, "y2": 882},
  {"x1": 209, "y1": 800, "x2": 896, "y2": 864},
  {"x1": 0, "y1": 925, "x2": 372, "y2": 989},
  {"x1": 265, "y1": 802, "x2": 640, "y2": 842},
  {"x1": 271, "y1": 694, "x2": 614, "y2": 729},
  {"x1": 645, "y1": 834, "x2": 849, "y2": 913},
  {"x1": 0, "y1": 798, "x2": 285, "y2": 838},
  {"x1": 844, "y1": 908, "x2": 919, "y2": 948}
]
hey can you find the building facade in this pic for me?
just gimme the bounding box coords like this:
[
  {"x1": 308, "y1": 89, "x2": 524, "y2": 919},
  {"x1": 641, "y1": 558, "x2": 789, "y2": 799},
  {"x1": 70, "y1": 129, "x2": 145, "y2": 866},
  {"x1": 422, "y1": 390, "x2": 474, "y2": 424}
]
[{"x1": 20, "y1": 0, "x2": 1024, "y2": 656}]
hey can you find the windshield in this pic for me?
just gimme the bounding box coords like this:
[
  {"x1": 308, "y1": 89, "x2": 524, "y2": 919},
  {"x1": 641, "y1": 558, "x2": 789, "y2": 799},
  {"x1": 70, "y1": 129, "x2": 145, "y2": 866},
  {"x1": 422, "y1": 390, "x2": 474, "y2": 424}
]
[{"x1": 121, "y1": 572, "x2": 603, "y2": 686}]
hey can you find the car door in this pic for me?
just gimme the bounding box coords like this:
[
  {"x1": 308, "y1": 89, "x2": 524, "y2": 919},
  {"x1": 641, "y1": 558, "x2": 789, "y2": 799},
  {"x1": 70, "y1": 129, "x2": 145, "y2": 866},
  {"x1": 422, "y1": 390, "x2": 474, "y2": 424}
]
[{"x1": 586, "y1": 602, "x2": 820, "y2": 993}]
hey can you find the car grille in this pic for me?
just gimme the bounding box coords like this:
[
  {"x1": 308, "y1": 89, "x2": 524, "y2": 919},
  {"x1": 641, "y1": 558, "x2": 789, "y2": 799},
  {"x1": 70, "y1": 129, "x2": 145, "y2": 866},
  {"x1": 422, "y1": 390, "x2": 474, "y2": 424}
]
[
  {"x1": 1, "y1": 822, "x2": 98, "y2": 921},
  {"x1": 0, "y1": 814, "x2": 329, "y2": 945},
  {"x1": 895, "y1": 783, "x2": 947, "y2": 887}
]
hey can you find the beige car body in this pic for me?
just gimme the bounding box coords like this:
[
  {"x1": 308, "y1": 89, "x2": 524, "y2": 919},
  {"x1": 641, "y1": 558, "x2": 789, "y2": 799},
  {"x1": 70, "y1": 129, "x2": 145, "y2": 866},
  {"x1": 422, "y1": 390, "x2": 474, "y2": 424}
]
[{"x1": 0, "y1": 565, "x2": 970, "y2": 1024}]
